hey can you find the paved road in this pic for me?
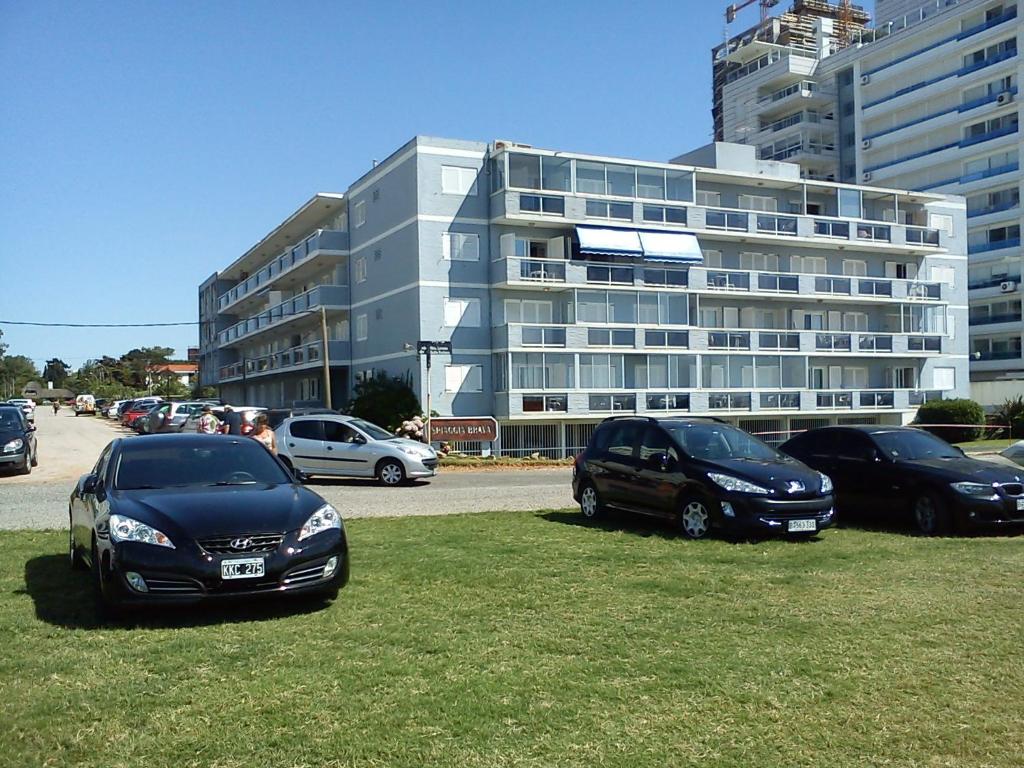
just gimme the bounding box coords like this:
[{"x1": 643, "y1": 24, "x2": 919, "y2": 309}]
[{"x1": 0, "y1": 408, "x2": 574, "y2": 529}]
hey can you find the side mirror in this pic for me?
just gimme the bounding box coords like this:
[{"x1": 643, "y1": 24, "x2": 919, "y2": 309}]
[
  {"x1": 354, "y1": 434, "x2": 367, "y2": 445},
  {"x1": 870, "y1": 449, "x2": 884, "y2": 463},
  {"x1": 25, "y1": 423, "x2": 36, "y2": 433},
  {"x1": 647, "y1": 452, "x2": 672, "y2": 472},
  {"x1": 81, "y1": 474, "x2": 98, "y2": 494}
]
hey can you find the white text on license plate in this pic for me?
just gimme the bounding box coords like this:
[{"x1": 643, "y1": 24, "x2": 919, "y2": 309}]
[
  {"x1": 787, "y1": 519, "x2": 816, "y2": 533},
  {"x1": 1016, "y1": 498, "x2": 1024, "y2": 511},
  {"x1": 221, "y1": 557, "x2": 265, "y2": 580}
]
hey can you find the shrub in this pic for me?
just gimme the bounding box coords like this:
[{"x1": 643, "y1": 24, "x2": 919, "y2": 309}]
[
  {"x1": 913, "y1": 398, "x2": 985, "y2": 444},
  {"x1": 347, "y1": 372, "x2": 421, "y2": 433},
  {"x1": 993, "y1": 395, "x2": 1024, "y2": 438}
]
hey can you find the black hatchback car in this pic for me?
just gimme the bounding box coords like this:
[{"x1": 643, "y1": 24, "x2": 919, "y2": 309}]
[
  {"x1": 0, "y1": 404, "x2": 38, "y2": 476},
  {"x1": 572, "y1": 417, "x2": 835, "y2": 538},
  {"x1": 780, "y1": 425, "x2": 1024, "y2": 535},
  {"x1": 69, "y1": 433, "x2": 349, "y2": 615}
]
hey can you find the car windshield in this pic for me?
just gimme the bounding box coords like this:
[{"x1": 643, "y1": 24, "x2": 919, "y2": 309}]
[
  {"x1": 348, "y1": 418, "x2": 393, "y2": 441},
  {"x1": 0, "y1": 411, "x2": 22, "y2": 430},
  {"x1": 663, "y1": 422, "x2": 781, "y2": 461},
  {"x1": 114, "y1": 439, "x2": 291, "y2": 490},
  {"x1": 872, "y1": 430, "x2": 961, "y2": 461}
]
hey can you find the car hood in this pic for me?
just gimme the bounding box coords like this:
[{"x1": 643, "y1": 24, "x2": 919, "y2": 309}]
[
  {"x1": 0, "y1": 426, "x2": 26, "y2": 443},
  {"x1": 701, "y1": 456, "x2": 826, "y2": 495},
  {"x1": 382, "y1": 437, "x2": 434, "y2": 454},
  {"x1": 110, "y1": 483, "x2": 329, "y2": 539},
  {"x1": 898, "y1": 457, "x2": 1024, "y2": 484}
]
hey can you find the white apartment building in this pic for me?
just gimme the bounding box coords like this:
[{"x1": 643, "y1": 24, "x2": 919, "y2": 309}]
[{"x1": 716, "y1": 0, "x2": 1021, "y2": 403}]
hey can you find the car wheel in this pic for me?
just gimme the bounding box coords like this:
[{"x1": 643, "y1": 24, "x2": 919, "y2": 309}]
[
  {"x1": 913, "y1": 491, "x2": 951, "y2": 536},
  {"x1": 280, "y1": 458, "x2": 306, "y2": 483},
  {"x1": 69, "y1": 515, "x2": 86, "y2": 571},
  {"x1": 377, "y1": 459, "x2": 406, "y2": 486},
  {"x1": 679, "y1": 495, "x2": 712, "y2": 540},
  {"x1": 30, "y1": 447, "x2": 38, "y2": 467},
  {"x1": 579, "y1": 483, "x2": 605, "y2": 519},
  {"x1": 91, "y1": 541, "x2": 122, "y2": 619},
  {"x1": 18, "y1": 454, "x2": 31, "y2": 475}
]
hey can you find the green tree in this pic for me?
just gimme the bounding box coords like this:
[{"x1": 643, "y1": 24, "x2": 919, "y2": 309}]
[
  {"x1": 913, "y1": 398, "x2": 986, "y2": 444},
  {"x1": 0, "y1": 355, "x2": 41, "y2": 396},
  {"x1": 42, "y1": 358, "x2": 71, "y2": 387},
  {"x1": 347, "y1": 372, "x2": 421, "y2": 432},
  {"x1": 152, "y1": 373, "x2": 190, "y2": 398},
  {"x1": 120, "y1": 346, "x2": 175, "y2": 389}
]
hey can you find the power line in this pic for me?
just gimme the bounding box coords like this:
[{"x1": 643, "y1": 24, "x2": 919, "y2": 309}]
[{"x1": 0, "y1": 320, "x2": 200, "y2": 328}]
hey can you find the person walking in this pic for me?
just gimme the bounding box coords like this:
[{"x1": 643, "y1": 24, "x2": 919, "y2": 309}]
[
  {"x1": 220, "y1": 404, "x2": 244, "y2": 435},
  {"x1": 196, "y1": 405, "x2": 220, "y2": 434},
  {"x1": 52, "y1": 400, "x2": 60, "y2": 415},
  {"x1": 249, "y1": 413, "x2": 277, "y2": 455}
]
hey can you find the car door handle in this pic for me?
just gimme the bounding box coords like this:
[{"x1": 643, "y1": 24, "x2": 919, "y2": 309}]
[
  {"x1": 327, "y1": 446, "x2": 333, "y2": 451},
  {"x1": 288, "y1": 443, "x2": 295, "y2": 447}
]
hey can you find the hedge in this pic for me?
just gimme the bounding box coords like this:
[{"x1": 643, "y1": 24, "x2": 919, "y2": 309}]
[{"x1": 913, "y1": 398, "x2": 985, "y2": 444}]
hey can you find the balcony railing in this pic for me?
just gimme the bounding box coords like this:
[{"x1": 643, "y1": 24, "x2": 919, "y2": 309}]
[
  {"x1": 756, "y1": 214, "x2": 798, "y2": 236},
  {"x1": 860, "y1": 391, "x2": 895, "y2": 408},
  {"x1": 968, "y1": 199, "x2": 1020, "y2": 218},
  {"x1": 968, "y1": 274, "x2": 1021, "y2": 290},
  {"x1": 815, "y1": 276, "x2": 852, "y2": 295},
  {"x1": 907, "y1": 282, "x2": 941, "y2": 300},
  {"x1": 705, "y1": 270, "x2": 750, "y2": 290},
  {"x1": 857, "y1": 279, "x2": 893, "y2": 297},
  {"x1": 708, "y1": 392, "x2": 752, "y2": 410},
  {"x1": 973, "y1": 349, "x2": 1022, "y2": 360},
  {"x1": 855, "y1": 223, "x2": 891, "y2": 242},
  {"x1": 905, "y1": 226, "x2": 940, "y2": 246},
  {"x1": 217, "y1": 229, "x2": 347, "y2": 311},
  {"x1": 520, "y1": 259, "x2": 566, "y2": 281},
  {"x1": 858, "y1": 334, "x2": 894, "y2": 352},
  {"x1": 761, "y1": 392, "x2": 800, "y2": 409},
  {"x1": 218, "y1": 341, "x2": 348, "y2": 382},
  {"x1": 218, "y1": 285, "x2": 349, "y2": 345},
  {"x1": 969, "y1": 237, "x2": 1020, "y2": 254},
  {"x1": 909, "y1": 336, "x2": 942, "y2": 352},
  {"x1": 521, "y1": 326, "x2": 568, "y2": 347},
  {"x1": 708, "y1": 331, "x2": 751, "y2": 350},
  {"x1": 759, "y1": 332, "x2": 800, "y2": 350},
  {"x1": 816, "y1": 333, "x2": 852, "y2": 351},
  {"x1": 757, "y1": 80, "x2": 832, "y2": 105},
  {"x1": 757, "y1": 273, "x2": 799, "y2": 292},
  {"x1": 814, "y1": 220, "x2": 850, "y2": 239},
  {"x1": 706, "y1": 210, "x2": 749, "y2": 232},
  {"x1": 816, "y1": 391, "x2": 854, "y2": 409},
  {"x1": 969, "y1": 313, "x2": 1023, "y2": 326}
]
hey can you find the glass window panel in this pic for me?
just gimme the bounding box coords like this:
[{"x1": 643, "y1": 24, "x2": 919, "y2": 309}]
[
  {"x1": 576, "y1": 161, "x2": 607, "y2": 195},
  {"x1": 782, "y1": 357, "x2": 804, "y2": 388},
  {"x1": 608, "y1": 292, "x2": 638, "y2": 323},
  {"x1": 545, "y1": 354, "x2": 574, "y2": 388},
  {"x1": 666, "y1": 294, "x2": 688, "y2": 324},
  {"x1": 542, "y1": 196, "x2": 565, "y2": 215},
  {"x1": 755, "y1": 358, "x2": 781, "y2": 388},
  {"x1": 671, "y1": 356, "x2": 695, "y2": 388},
  {"x1": 586, "y1": 200, "x2": 607, "y2": 217},
  {"x1": 609, "y1": 202, "x2": 633, "y2": 219},
  {"x1": 610, "y1": 354, "x2": 624, "y2": 387},
  {"x1": 519, "y1": 195, "x2": 541, "y2": 212},
  {"x1": 577, "y1": 291, "x2": 608, "y2": 323},
  {"x1": 639, "y1": 294, "x2": 660, "y2": 324},
  {"x1": 607, "y1": 164, "x2": 637, "y2": 197},
  {"x1": 643, "y1": 205, "x2": 664, "y2": 222},
  {"x1": 665, "y1": 207, "x2": 687, "y2": 224},
  {"x1": 648, "y1": 354, "x2": 669, "y2": 388},
  {"x1": 625, "y1": 356, "x2": 647, "y2": 389},
  {"x1": 588, "y1": 328, "x2": 610, "y2": 345},
  {"x1": 509, "y1": 154, "x2": 541, "y2": 189},
  {"x1": 612, "y1": 329, "x2": 634, "y2": 346},
  {"x1": 541, "y1": 156, "x2": 572, "y2": 192},
  {"x1": 666, "y1": 169, "x2": 694, "y2": 202},
  {"x1": 637, "y1": 169, "x2": 666, "y2": 200},
  {"x1": 838, "y1": 188, "x2": 862, "y2": 218}
]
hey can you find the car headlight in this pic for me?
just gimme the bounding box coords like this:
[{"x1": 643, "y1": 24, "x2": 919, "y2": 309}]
[
  {"x1": 819, "y1": 472, "x2": 833, "y2": 495},
  {"x1": 398, "y1": 445, "x2": 432, "y2": 458},
  {"x1": 298, "y1": 503, "x2": 342, "y2": 541},
  {"x1": 109, "y1": 514, "x2": 175, "y2": 548},
  {"x1": 951, "y1": 481, "x2": 997, "y2": 499},
  {"x1": 707, "y1": 473, "x2": 770, "y2": 495},
  {"x1": 2, "y1": 438, "x2": 24, "y2": 454}
]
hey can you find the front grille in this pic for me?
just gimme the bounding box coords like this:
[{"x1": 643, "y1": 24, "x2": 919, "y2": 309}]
[
  {"x1": 998, "y1": 483, "x2": 1023, "y2": 496},
  {"x1": 422, "y1": 458, "x2": 439, "y2": 469},
  {"x1": 198, "y1": 533, "x2": 284, "y2": 554}
]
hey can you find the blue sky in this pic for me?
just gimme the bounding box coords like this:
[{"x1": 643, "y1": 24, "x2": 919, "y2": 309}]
[{"x1": 1, "y1": 0, "x2": 799, "y2": 370}]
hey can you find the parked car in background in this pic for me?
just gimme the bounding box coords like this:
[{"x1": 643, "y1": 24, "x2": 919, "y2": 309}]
[
  {"x1": 74, "y1": 394, "x2": 96, "y2": 416},
  {"x1": 780, "y1": 425, "x2": 1024, "y2": 535},
  {"x1": 69, "y1": 433, "x2": 349, "y2": 614},
  {"x1": 141, "y1": 402, "x2": 207, "y2": 434},
  {"x1": 121, "y1": 399, "x2": 163, "y2": 429},
  {"x1": 105, "y1": 400, "x2": 128, "y2": 418},
  {"x1": 182, "y1": 405, "x2": 266, "y2": 435},
  {"x1": 573, "y1": 417, "x2": 834, "y2": 539},
  {"x1": 7, "y1": 398, "x2": 35, "y2": 422},
  {"x1": 276, "y1": 414, "x2": 438, "y2": 486},
  {"x1": 0, "y1": 404, "x2": 38, "y2": 475},
  {"x1": 266, "y1": 407, "x2": 337, "y2": 430}
]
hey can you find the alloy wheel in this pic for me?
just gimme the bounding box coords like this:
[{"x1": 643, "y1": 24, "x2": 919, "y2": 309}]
[
  {"x1": 580, "y1": 486, "x2": 599, "y2": 518},
  {"x1": 379, "y1": 461, "x2": 404, "y2": 486},
  {"x1": 681, "y1": 501, "x2": 711, "y2": 539},
  {"x1": 914, "y1": 495, "x2": 937, "y2": 535}
]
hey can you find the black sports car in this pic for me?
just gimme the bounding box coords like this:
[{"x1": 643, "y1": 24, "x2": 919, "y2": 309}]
[{"x1": 69, "y1": 433, "x2": 349, "y2": 614}]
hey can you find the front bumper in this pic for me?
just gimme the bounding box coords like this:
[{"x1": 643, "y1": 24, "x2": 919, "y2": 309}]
[
  {"x1": 102, "y1": 529, "x2": 349, "y2": 605},
  {"x1": 956, "y1": 495, "x2": 1024, "y2": 529},
  {"x1": 0, "y1": 450, "x2": 27, "y2": 468},
  {"x1": 404, "y1": 455, "x2": 439, "y2": 479},
  {"x1": 719, "y1": 494, "x2": 836, "y2": 535}
]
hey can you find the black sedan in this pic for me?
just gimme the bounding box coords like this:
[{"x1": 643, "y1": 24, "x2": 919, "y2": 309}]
[
  {"x1": 780, "y1": 425, "x2": 1024, "y2": 535},
  {"x1": 69, "y1": 433, "x2": 349, "y2": 614},
  {"x1": 0, "y1": 405, "x2": 38, "y2": 475}
]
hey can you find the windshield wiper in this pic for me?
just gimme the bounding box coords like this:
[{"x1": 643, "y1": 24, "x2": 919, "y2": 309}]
[{"x1": 208, "y1": 481, "x2": 259, "y2": 486}]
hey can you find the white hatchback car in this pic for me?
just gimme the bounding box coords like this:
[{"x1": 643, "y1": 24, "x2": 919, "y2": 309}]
[
  {"x1": 7, "y1": 399, "x2": 35, "y2": 421},
  {"x1": 275, "y1": 414, "x2": 438, "y2": 485}
]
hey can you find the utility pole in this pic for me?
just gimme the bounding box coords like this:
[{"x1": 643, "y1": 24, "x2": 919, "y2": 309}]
[
  {"x1": 416, "y1": 340, "x2": 452, "y2": 444},
  {"x1": 320, "y1": 305, "x2": 332, "y2": 410}
]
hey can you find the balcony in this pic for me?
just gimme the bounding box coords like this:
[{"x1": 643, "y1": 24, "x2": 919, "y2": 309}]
[
  {"x1": 756, "y1": 214, "x2": 798, "y2": 236},
  {"x1": 860, "y1": 391, "x2": 895, "y2": 408},
  {"x1": 969, "y1": 237, "x2": 1020, "y2": 255},
  {"x1": 708, "y1": 331, "x2": 751, "y2": 350},
  {"x1": 756, "y1": 81, "x2": 834, "y2": 113},
  {"x1": 969, "y1": 313, "x2": 1023, "y2": 327},
  {"x1": 815, "y1": 276, "x2": 852, "y2": 295},
  {"x1": 815, "y1": 333, "x2": 852, "y2": 352},
  {"x1": 218, "y1": 285, "x2": 349, "y2": 346},
  {"x1": 968, "y1": 199, "x2": 1020, "y2": 218},
  {"x1": 705, "y1": 270, "x2": 751, "y2": 290},
  {"x1": 973, "y1": 349, "x2": 1022, "y2": 361},
  {"x1": 758, "y1": 332, "x2": 800, "y2": 351},
  {"x1": 706, "y1": 210, "x2": 749, "y2": 232},
  {"x1": 920, "y1": 162, "x2": 1019, "y2": 191},
  {"x1": 857, "y1": 279, "x2": 893, "y2": 297},
  {"x1": 857, "y1": 334, "x2": 894, "y2": 352},
  {"x1": 905, "y1": 227, "x2": 940, "y2": 246},
  {"x1": 218, "y1": 340, "x2": 351, "y2": 383},
  {"x1": 757, "y1": 273, "x2": 799, "y2": 292},
  {"x1": 217, "y1": 229, "x2": 348, "y2": 312},
  {"x1": 969, "y1": 274, "x2": 1021, "y2": 290}
]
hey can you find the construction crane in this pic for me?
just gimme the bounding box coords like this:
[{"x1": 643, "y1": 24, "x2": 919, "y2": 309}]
[
  {"x1": 725, "y1": 0, "x2": 780, "y2": 24},
  {"x1": 835, "y1": 0, "x2": 855, "y2": 48}
]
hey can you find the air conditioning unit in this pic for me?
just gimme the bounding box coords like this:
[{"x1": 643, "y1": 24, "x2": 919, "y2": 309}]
[
  {"x1": 862, "y1": 171, "x2": 873, "y2": 182},
  {"x1": 860, "y1": 73, "x2": 871, "y2": 85},
  {"x1": 996, "y1": 91, "x2": 1014, "y2": 105},
  {"x1": 1000, "y1": 280, "x2": 1017, "y2": 293},
  {"x1": 861, "y1": 138, "x2": 872, "y2": 149}
]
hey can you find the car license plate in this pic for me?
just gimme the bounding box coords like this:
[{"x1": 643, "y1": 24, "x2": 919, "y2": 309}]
[
  {"x1": 788, "y1": 519, "x2": 816, "y2": 533},
  {"x1": 221, "y1": 557, "x2": 265, "y2": 580},
  {"x1": 1016, "y1": 498, "x2": 1024, "y2": 511}
]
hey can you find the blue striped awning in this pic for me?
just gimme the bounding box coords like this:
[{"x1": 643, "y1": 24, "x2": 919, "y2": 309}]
[
  {"x1": 638, "y1": 231, "x2": 704, "y2": 263},
  {"x1": 576, "y1": 226, "x2": 643, "y2": 257}
]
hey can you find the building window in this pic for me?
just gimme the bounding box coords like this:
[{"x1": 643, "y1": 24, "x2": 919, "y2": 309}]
[
  {"x1": 586, "y1": 200, "x2": 633, "y2": 220},
  {"x1": 738, "y1": 194, "x2": 778, "y2": 212},
  {"x1": 443, "y1": 297, "x2": 481, "y2": 327},
  {"x1": 354, "y1": 257, "x2": 367, "y2": 283},
  {"x1": 353, "y1": 200, "x2": 366, "y2": 228},
  {"x1": 642, "y1": 205, "x2": 687, "y2": 224},
  {"x1": 444, "y1": 364, "x2": 483, "y2": 393},
  {"x1": 442, "y1": 232, "x2": 480, "y2": 261},
  {"x1": 696, "y1": 190, "x2": 721, "y2": 207},
  {"x1": 504, "y1": 299, "x2": 553, "y2": 324},
  {"x1": 933, "y1": 367, "x2": 955, "y2": 391},
  {"x1": 441, "y1": 165, "x2": 478, "y2": 195},
  {"x1": 355, "y1": 314, "x2": 368, "y2": 341}
]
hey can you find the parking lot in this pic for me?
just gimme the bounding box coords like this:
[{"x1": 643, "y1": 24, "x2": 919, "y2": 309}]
[{"x1": 0, "y1": 408, "x2": 573, "y2": 529}]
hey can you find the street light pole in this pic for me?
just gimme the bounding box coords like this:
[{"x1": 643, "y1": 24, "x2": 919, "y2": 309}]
[{"x1": 416, "y1": 340, "x2": 452, "y2": 445}]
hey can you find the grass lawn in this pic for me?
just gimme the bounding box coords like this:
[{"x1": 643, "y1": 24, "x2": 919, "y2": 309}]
[
  {"x1": 1, "y1": 513, "x2": 1023, "y2": 768},
  {"x1": 955, "y1": 438, "x2": 1015, "y2": 452}
]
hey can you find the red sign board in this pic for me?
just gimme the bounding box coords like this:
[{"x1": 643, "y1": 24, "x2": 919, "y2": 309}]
[{"x1": 430, "y1": 417, "x2": 498, "y2": 442}]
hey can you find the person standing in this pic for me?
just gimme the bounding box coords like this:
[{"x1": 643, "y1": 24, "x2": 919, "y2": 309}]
[
  {"x1": 249, "y1": 413, "x2": 277, "y2": 455},
  {"x1": 196, "y1": 405, "x2": 220, "y2": 434},
  {"x1": 220, "y1": 405, "x2": 243, "y2": 435}
]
